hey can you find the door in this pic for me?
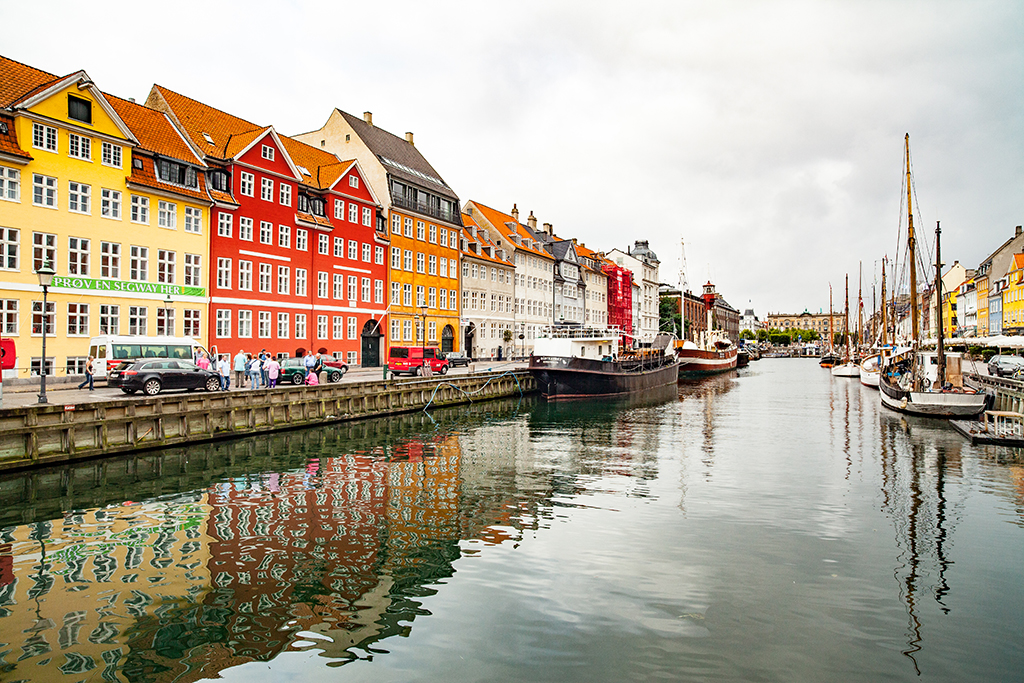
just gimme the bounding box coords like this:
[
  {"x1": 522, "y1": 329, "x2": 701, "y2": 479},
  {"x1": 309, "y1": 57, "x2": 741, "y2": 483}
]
[
  {"x1": 361, "y1": 319, "x2": 382, "y2": 367},
  {"x1": 461, "y1": 323, "x2": 473, "y2": 357},
  {"x1": 441, "y1": 324, "x2": 455, "y2": 354}
]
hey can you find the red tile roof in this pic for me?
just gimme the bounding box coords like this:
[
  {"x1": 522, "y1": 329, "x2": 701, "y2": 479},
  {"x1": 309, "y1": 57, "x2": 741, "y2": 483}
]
[
  {"x1": 106, "y1": 93, "x2": 203, "y2": 164},
  {"x1": 0, "y1": 55, "x2": 59, "y2": 109},
  {"x1": 468, "y1": 200, "x2": 553, "y2": 259},
  {"x1": 126, "y1": 155, "x2": 209, "y2": 202},
  {"x1": 460, "y1": 212, "x2": 512, "y2": 266},
  {"x1": 0, "y1": 114, "x2": 32, "y2": 161},
  {"x1": 280, "y1": 136, "x2": 351, "y2": 191},
  {"x1": 147, "y1": 84, "x2": 265, "y2": 159}
]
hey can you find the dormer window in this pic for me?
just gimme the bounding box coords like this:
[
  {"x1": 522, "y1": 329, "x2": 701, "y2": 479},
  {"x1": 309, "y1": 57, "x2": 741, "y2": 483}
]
[
  {"x1": 298, "y1": 194, "x2": 309, "y2": 212},
  {"x1": 157, "y1": 158, "x2": 198, "y2": 188},
  {"x1": 310, "y1": 197, "x2": 325, "y2": 216},
  {"x1": 68, "y1": 95, "x2": 91, "y2": 124},
  {"x1": 210, "y1": 170, "x2": 230, "y2": 192}
]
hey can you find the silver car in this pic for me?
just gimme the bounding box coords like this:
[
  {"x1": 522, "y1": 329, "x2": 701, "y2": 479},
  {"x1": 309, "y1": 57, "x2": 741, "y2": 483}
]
[{"x1": 987, "y1": 355, "x2": 1024, "y2": 377}]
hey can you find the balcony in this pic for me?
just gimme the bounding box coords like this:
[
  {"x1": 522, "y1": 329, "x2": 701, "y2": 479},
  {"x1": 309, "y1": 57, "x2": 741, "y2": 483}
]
[{"x1": 391, "y1": 193, "x2": 462, "y2": 226}]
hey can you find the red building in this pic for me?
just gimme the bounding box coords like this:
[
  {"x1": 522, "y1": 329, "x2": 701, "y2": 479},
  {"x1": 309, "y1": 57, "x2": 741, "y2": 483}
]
[
  {"x1": 147, "y1": 86, "x2": 389, "y2": 365},
  {"x1": 602, "y1": 262, "x2": 634, "y2": 346}
]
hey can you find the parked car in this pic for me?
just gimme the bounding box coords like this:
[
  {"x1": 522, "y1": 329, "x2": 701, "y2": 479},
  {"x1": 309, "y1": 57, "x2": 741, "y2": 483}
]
[
  {"x1": 988, "y1": 355, "x2": 1024, "y2": 377},
  {"x1": 321, "y1": 357, "x2": 349, "y2": 381},
  {"x1": 388, "y1": 346, "x2": 449, "y2": 376},
  {"x1": 109, "y1": 359, "x2": 221, "y2": 396},
  {"x1": 444, "y1": 351, "x2": 471, "y2": 367},
  {"x1": 280, "y1": 357, "x2": 349, "y2": 384}
]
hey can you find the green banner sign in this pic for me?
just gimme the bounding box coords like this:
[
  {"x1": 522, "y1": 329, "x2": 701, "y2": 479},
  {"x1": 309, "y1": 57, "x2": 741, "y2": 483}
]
[{"x1": 50, "y1": 276, "x2": 205, "y2": 297}]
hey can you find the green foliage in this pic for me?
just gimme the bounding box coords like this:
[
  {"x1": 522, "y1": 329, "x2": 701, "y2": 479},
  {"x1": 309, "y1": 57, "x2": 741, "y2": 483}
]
[
  {"x1": 756, "y1": 329, "x2": 769, "y2": 341},
  {"x1": 740, "y1": 329, "x2": 755, "y2": 340},
  {"x1": 659, "y1": 297, "x2": 683, "y2": 337}
]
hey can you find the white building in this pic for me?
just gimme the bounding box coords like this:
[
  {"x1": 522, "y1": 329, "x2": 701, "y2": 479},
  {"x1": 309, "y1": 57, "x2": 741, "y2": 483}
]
[
  {"x1": 460, "y1": 210, "x2": 516, "y2": 358},
  {"x1": 608, "y1": 241, "x2": 660, "y2": 343}
]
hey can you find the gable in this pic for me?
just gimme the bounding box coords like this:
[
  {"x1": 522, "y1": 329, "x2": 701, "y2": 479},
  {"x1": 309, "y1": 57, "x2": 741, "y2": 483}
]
[
  {"x1": 235, "y1": 128, "x2": 301, "y2": 180},
  {"x1": 335, "y1": 164, "x2": 376, "y2": 203},
  {"x1": 20, "y1": 74, "x2": 137, "y2": 144}
]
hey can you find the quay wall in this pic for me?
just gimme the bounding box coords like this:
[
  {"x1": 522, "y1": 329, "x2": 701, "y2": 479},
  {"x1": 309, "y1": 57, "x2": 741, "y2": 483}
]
[
  {"x1": 965, "y1": 373, "x2": 1024, "y2": 412},
  {"x1": 0, "y1": 371, "x2": 535, "y2": 472}
]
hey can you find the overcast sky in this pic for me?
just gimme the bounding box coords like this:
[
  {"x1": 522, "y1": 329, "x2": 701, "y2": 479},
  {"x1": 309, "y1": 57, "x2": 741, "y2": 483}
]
[{"x1": 5, "y1": 0, "x2": 1022, "y2": 314}]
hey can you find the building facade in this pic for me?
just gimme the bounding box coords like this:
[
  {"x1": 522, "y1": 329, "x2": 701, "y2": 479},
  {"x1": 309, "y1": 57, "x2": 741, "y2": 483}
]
[
  {"x1": 459, "y1": 211, "x2": 515, "y2": 358},
  {"x1": 607, "y1": 241, "x2": 660, "y2": 344}
]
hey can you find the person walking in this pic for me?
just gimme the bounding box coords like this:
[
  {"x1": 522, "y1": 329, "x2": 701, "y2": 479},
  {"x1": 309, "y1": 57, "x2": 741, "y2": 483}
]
[
  {"x1": 312, "y1": 352, "x2": 325, "y2": 383},
  {"x1": 259, "y1": 349, "x2": 270, "y2": 387},
  {"x1": 77, "y1": 355, "x2": 95, "y2": 391},
  {"x1": 248, "y1": 354, "x2": 263, "y2": 389},
  {"x1": 233, "y1": 349, "x2": 247, "y2": 388},
  {"x1": 266, "y1": 356, "x2": 281, "y2": 388},
  {"x1": 217, "y1": 354, "x2": 231, "y2": 391}
]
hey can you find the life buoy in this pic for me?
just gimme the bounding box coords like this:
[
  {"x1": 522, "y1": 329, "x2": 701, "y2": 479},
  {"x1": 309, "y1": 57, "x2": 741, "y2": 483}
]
[{"x1": 900, "y1": 398, "x2": 908, "y2": 410}]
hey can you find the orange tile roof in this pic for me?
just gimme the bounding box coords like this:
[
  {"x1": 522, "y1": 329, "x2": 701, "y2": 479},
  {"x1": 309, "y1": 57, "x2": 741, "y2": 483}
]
[
  {"x1": 126, "y1": 155, "x2": 209, "y2": 202},
  {"x1": 0, "y1": 55, "x2": 59, "y2": 109},
  {"x1": 0, "y1": 114, "x2": 32, "y2": 160},
  {"x1": 468, "y1": 200, "x2": 553, "y2": 259},
  {"x1": 280, "y1": 136, "x2": 351, "y2": 191},
  {"x1": 1012, "y1": 253, "x2": 1024, "y2": 272},
  {"x1": 148, "y1": 84, "x2": 265, "y2": 159},
  {"x1": 460, "y1": 212, "x2": 512, "y2": 266},
  {"x1": 106, "y1": 93, "x2": 202, "y2": 165},
  {"x1": 295, "y1": 211, "x2": 333, "y2": 229}
]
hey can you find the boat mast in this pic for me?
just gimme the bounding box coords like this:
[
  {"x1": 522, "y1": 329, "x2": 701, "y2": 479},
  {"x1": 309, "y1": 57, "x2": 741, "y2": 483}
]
[
  {"x1": 858, "y1": 262, "x2": 863, "y2": 358},
  {"x1": 935, "y1": 221, "x2": 945, "y2": 389},
  {"x1": 906, "y1": 134, "x2": 920, "y2": 345},
  {"x1": 829, "y1": 284, "x2": 834, "y2": 353},
  {"x1": 880, "y1": 257, "x2": 888, "y2": 346},
  {"x1": 844, "y1": 274, "x2": 851, "y2": 362}
]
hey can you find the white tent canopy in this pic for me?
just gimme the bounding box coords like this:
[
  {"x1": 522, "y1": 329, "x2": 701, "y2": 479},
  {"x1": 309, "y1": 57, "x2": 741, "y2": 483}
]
[{"x1": 930, "y1": 335, "x2": 1024, "y2": 349}]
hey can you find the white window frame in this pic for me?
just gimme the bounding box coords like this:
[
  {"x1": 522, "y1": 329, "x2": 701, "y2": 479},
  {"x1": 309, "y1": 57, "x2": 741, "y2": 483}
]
[
  {"x1": 216, "y1": 309, "x2": 231, "y2": 338},
  {"x1": 100, "y1": 188, "x2": 121, "y2": 219},
  {"x1": 279, "y1": 183, "x2": 291, "y2": 206},
  {"x1": 130, "y1": 195, "x2": 149, "y2": 223},
  {"x1": 239, "y1": 216, "x2": 253, "y2": 241},
  {"x1": 158, "y1": 200, "x2": 177, "y2": 228},
  {"x1": 238, "y1": 260, "x2": 253, "y2": 290},
  {"x1": 184, "y1": 206, "x2": 202, "y2": 234},
  {"x1": 240, "y1": 171, "x2": 254, "y2": 196},
  {"x1": 68, "y1": 181, "x2": 91, "y2": 214},
  {"x1": 101, "y1": 141, "x2": 122, "y2": 168},
  {"x1": 218, "y1": 212, "x2": 232, "y2": 237},
  {"x1": 278, "y1": 225, "x2": 290, "y2": 249},
  {"x1": 0, "y1": 166, "x2": 20, "y2": 203},
  {"x1": 261, "y1": 177, "x2": 274, "y2": 202}
]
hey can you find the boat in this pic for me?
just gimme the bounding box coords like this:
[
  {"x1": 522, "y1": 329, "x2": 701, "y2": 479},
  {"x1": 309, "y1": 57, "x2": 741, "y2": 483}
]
[
  {"x1": 859, "y1": 353, "x2": 880, "y2": 387},
  {"x1": 832, "y1": 275, "x2": 860, "y2": 377},
  {"x1": 737, "y1": 349, "x2": 750, "y2": 367},
  {"x1": 676, "y1": 282, "x2": 738, "y2": 377},
  {"x1": 820, "y1": 283, "x2": 839, "y2": 367},
  {"x1": 878, "y1": 135, "x2": 986, "y2": 418},
  {"x1": 529, "y1": 327, "x2": 679, "y2": 400}
]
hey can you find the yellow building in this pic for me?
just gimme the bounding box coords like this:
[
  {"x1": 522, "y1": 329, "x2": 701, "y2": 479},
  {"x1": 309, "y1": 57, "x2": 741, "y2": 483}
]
[
  {"x1": 1001, "y1": 254, "x2": 1024, "y2": 334},
  {"x1": 0, "y1": 56, "x2": 210, "y2": 381}
]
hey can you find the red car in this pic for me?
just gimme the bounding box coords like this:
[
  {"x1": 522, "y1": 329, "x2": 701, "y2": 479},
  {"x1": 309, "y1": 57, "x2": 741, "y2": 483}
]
[{"x1": 388, "y1": 346, "x2": 449, "y2": 376}]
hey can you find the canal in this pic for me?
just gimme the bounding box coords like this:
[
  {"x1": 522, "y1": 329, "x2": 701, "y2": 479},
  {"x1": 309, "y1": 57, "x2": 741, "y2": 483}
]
[{"x1": 1, "y1": 359, "x2": 1022, "y2": 682}]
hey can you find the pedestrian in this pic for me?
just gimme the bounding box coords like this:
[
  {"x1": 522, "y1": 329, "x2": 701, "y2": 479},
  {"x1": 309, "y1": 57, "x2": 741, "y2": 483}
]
[
  {"x1": 312, "y1": 352, "x2": 325, "y2": 383},
  {"x1": 77, "y1": 355, "x2": 95, "y2": 391},
  {"x1": 197, "y1": 351, "x2": 211, "y2": 370},
  {"x1": 266, "y1": 356, "x2": 280, "y2": 388},
  {"x1": 248, "y1": 354, "x2": 263, "y2": 389},
  {"x1": 217, "y1": 354, "x2": 231, "y2": 391},
  {"x1": 259, "y1": 349, "x2": 269, "y2": 387},
  {"x1": 303, "y1": 351, "x2": 316, "y2": 377},
  {"x1": 305, "y1": 368, "x2": 319, "y2": 386},
  {"x1": 233, "y1": 349, "x2": 247, "y2": 387}
]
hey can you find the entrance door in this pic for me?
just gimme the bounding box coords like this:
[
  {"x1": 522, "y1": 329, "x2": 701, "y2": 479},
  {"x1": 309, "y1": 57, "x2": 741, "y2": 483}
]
[
  {"x1": 360, "y1": 319, "x2": 382, "y2": 367},
  {"x1": 441, "y1": 325, "x2": 455, "y2": 354},
  {"x1": 463, "y1": 323, "x2": 475, "y2": 358}
]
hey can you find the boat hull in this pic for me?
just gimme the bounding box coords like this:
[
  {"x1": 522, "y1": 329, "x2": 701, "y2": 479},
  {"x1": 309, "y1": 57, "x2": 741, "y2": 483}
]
[
  {"x1": 530, "y1": 356, "x2": 679, "y2": 400},
  {"x1": 831, "y1": 363, "x2": 860, "y2": 377},
  {"x1": 859, "y1": 355, "x2": 880, "y2": 388},
  {"x1": 879, "y1": 375, "x2": 987, "y2": 417},
  {"x1": 676, "y1": 347, "x2": 737, "y2": 377}
]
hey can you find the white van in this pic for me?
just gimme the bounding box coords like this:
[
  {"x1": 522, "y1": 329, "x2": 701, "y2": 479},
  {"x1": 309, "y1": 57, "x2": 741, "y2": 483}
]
[{"x1": 88, "y1": 336, "x2": 204, "y2": 379}]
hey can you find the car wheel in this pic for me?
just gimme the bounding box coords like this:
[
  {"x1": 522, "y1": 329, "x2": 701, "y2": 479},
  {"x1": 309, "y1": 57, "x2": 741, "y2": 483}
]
[
  {"x1": 292, "y1": 372, "x2": 304, "y2": 385},
  {"x1": 143, "y1": 379, "x2": 161, "y2": 396},
  {"x1": 121, "y1": 388, "x2": 136, "y2": 395},
  {"x1": 413, "y1": 366, "x2": 421, "y2": 377},
  {"x1": 328, "y1": 370, "x2": 341, "y2": 383},
  {"x1": 439, "y1": 365, "x2": 448, "y2": 375},
  {"x1": 205, "y1": 377, "x2": 221, "y2": 392}
]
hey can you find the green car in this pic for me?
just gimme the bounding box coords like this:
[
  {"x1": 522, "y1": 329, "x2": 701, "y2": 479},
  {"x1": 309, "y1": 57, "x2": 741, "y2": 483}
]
[{"x1": 279, "y1": 358, "x2": 347, "y2": 385}]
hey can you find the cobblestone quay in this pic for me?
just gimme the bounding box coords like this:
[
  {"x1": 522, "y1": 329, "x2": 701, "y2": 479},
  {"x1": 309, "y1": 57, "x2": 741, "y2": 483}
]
[{"x1": 0, "y1": 371, "x2": 534, "y2": 472}]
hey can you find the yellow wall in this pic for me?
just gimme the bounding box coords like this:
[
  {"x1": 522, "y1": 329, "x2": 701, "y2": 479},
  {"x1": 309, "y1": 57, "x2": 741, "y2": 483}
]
[
  {"x1": 0, "y1": 83, "x2": 209, "y2": 378},
  {"x1": 1003, "y1": 269, "x2": 1024, "y2": 330}
]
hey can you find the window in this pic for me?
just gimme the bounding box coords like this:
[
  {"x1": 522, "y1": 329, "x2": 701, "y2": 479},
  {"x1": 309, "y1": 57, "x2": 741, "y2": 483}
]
[
  {"x1": 441, "y1": 228, "x2": 448, "y2": 246},
  {"x1": 450, "y1": 289, "x2": 457, "y2": 310},
  {"x1": 333, "y1": 316, "x2": 343, "y2": 340},
  {"x1": 391, "y1": 247, "x2": 401, "y2": 269},
  {"x1": 261, "y1": 177, "x2": 273, "y2": 201},
  {"x1": 296, "y1": 268, "x2": 307, "y2": 297},
  {"x1": 157, "y1": 159, "x2": 197, "y2": 187},
  {"x1": 239, "y1": 217, "x2": 253, "y2": 241},
  {"x1": 32, "y1": 123, "x2": 57, "y2": 152},
  {"x1": 68, "y1": 237, "x2": 89, "y2": 276},
  {"x1": 65, "y1": 303, "x2": 88, "y2": 336},
  {"x1": 260, "y1": 221, "x2": 272, "y2": 244},
  {"x1": 428, "y1": 255, "x2": 437, "y2": 275},
  {"x1": 417, "y1": 252, "x2": 425, "y2": 273},
  {"x1": 335, "y1": 200, "x2": 344, "y2": 219},
  {"x1": 348, "y1": 316, "x2": 357, "y2": 339},
  {"x1": 362, "y1": 207, "x2": 372, "y2": 226},
  {"x1": 100, "y1": 188, "x2": 121, "y2": 218},
  {"x1": 238, "y1": 260, "x2": 252, "y2": 290},
  {"x1": 318, "y1": 271, "x2": 328, "y2": 298},
  {"x1": 428, "y1": 287, "x2": 437, "y2": 308},
  {"x1": 131, "y1": 195, "x2": 149, "y2": 223},
  {"x1": 403, "y1": 283, "x2": 412, "y2": 306},
  {"x1": 349, "y1": 175, "x2": 359, "y2": 188},
  {"x1": 68, "y1": 95, "x2": 91, "y2": 123},
  {"x1": 450, "y1": 233, "x2": 458, "y2": 248},
  {"x1": 129, "y1": 306, "x2": 148, "y2": 336},
  {"x1": 0, "y1": 166, "x2": 20, "y2": 202},
  {"x1": 30, "y1": 357, "x2": 54, "y2": 377},
  {"x1": 258, "y1": 263, "x2": 271, "y2": 293},
  {"x1": 217, "y1": 258, "x2": 232, "y2": 288},
  {"x1": 99, "y1": 304, "x2": 118, "y2": 335},
  {"x1": 404, "y1": 217, "x2": 413, "y2": 237},
  {"x1": 216, "y1": 309, "x2": 231, "y2": 338},
  {"x1": 403, "y1": 319, "x2": 412, "y2": 341},
  {"x1": 100, "y1": 242, "x2": 119, "y2": 278},
  {"x1": 439, "y1": 258, "x2": 447, "y2": 278},
  {"x1": 0, "y1": 228, "x2": 18, "y2": 270},
  {"x1": 318, "y1": 233, "x2": 329, "y2": 254},
  {"x1": 348, "y1": 276, "x2": 358, "y2": 301},
  {"x1": 32, "y1": 174, "x2": 57, "y2": 207},
  {"x1": 392, "y1": 214, "x2": 400, "y2": 234},
  {"x1": 428, "y1": 321, "x2": 437, "y2": 342},
  {"x1": 417, "y1": 221, "x2": 425, "y2": 240},
  {"x1": 240, "y1": 171, "x2": 254, "y2": 196},
  {"x1": 183, "y1": 309, "x2": 201, "y2": 337},
  {"x1": 210, "y1": 170, "x2": 230, "y2": 192},
  {"x1": 278, "y1": 266, "x2": 289, "y2": 295},
  {"x1": 262, "y1": 144, "x2": 275, "y2": 161},
  {"x1": 184, "y1": 207, "x2": 202, "y2": 234},
  {"x1": 295, "y1": 314, "x2": 306, "y2": 340},
  {"x1": 158, "y1": 250, "x2": 176, "y2": 284},
  {"x1": 68, "y1": 181, "x2": 90, "y2": 213},
  {"x1": 31, "y1": 299, "x2": 55, "y2": 336},
  {"x1": 375, "y1": 279, "x2": 384, "y2": 304},
  {"x1": 156, "y1": 306, "x2": 174, "y2": 336},
  {"x1": 334, "y1": 238, "x2": 343, "y2": 258},
  {"x1": 258, "y1": 311, "x2": 271, "y2": 338},
  {"x1": 68, "y1": 133, "x2": 91, "y2": 160},
  {"x1": 391, "y1": 282, "x2": 400, "y2": 304},
  {"x1": 332, "y1": 273, "x2": 343, "y2": 299},
  {"x1": 439, "y1": 289, "x2": 447, "y2": 309},
  {"x1": 296, "y1": 229, "x2": 307, "y2": 251},
  {"x1": 391, "y1": 319, "x2": 400, "y2": 341},
  {"x1": 238, "y1": 310, "x2": 252, "y2": 337},
  {"x1": 158, "y1": 200, "x2": 176, "y2": 228},
  {"x1": 349, "y1": 203, "x2": 358, "y2": 223},
  {"x1": 375, "y1": 246, "x2": 384, "y2": 265},
  {"x1": 362, "y1": 277, "x2": 371, "y2": 302},
  {"x1": 101, "y1": 142, "x2": 122, "y2": 168},
  {"x1": 278, "y1": 312, "x2": 289, "y2": 339},
  {"x1": 317, "y1": 315, "x2": 328, "y2": 339},
  {"x1": 429, "y1": 225, "x2": 437, "y2": 243},
  {"x1": 362, "y1": 243, "x2": 371, "y2": 262},
  {"x1": 33, "y1": 232, "x2": 56, "y2": 272},
  {"x1": 348, "y1": 240, "x2": 358, "y2": 260},
  {"x1": 218, "y1": 212, "x2": 232, "y2": 237},
  {"x1": 416, "y1": 285, "x2": 425, "y2": 306},
  {"x1": 184, "y1": 254, "x2": 201, "y2": 286}
]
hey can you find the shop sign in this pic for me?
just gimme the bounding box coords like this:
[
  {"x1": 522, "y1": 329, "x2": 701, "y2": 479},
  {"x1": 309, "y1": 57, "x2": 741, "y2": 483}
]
[{"x1": 50, "y1": 276, "x2": 205, "y2": 297}]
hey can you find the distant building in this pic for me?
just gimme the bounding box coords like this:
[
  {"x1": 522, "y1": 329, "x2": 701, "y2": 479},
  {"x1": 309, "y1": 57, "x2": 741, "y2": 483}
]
[
  {"x1": 739, "y1": 308, "x2": 763, "y2": 333},
  {"x1": 765, "y1": 311, "x2": 840, "y2": 338}
]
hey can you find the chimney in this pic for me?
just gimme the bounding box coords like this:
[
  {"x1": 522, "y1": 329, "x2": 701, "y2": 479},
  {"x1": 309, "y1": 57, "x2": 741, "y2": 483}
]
[
  {"x1": 363, "y1": 111, "x2": 373, "y2": 126},
  {"x1": 1017, "y1": 225, "x2": 1022, "y2": 237},
  {"x1": 527, "y1": 211, "x2": 537, "y2": 229},
  {"x1": 543, "y1": 222, "x2": 553, "y2": 236},
  {"x1": 572, "y1": 238, "x2": 578, "y2": 245},
  {"x1": 405, "y1": 132, "x2": 414, "y2": 145},
  {"x1": 511, "y1": 204, "x2": 519, "y2": 222}
]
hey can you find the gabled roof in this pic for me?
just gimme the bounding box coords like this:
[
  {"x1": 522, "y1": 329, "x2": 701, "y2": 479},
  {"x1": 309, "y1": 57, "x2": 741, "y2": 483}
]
[
  {"x1": 460, "y1": 212, "x2": 512, "y2": 266},
  {"x1": 0, "y1": 55, "x2": 59, "y2": 109},
  {"x1": 467, "y1": 200, "x2": 553, "y2": 260},
  {"x1": 106, "y1": 94, "x2": 204, "y2": 165},
  {"x1": 337, "y1": 109, "x2": 458, "y2": 201},
  {"x1": 1011, "y1": 253, "x2": 1024, "y2": 272},
  {"x1": 147, "y1": 84, "x2": 266, "y2": 160}
]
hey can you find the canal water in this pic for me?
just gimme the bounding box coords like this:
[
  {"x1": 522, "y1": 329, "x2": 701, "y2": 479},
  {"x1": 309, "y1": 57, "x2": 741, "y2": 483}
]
[{"x1": 1, "y1": 359, "x2": 1023, "y2": 682}]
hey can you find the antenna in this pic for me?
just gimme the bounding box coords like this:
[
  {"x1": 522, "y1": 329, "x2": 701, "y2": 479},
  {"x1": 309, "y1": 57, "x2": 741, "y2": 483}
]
[{"x1": 678, "y1": 238, "x2": 689, "y2": 292}]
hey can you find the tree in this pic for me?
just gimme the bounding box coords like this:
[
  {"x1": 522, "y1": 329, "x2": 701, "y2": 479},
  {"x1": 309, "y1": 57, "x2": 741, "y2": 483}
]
[
  {"x1": 659, "y1": 298, "x2": 683, "y2": 337},
  {"x1": 740, "y1": 329, "x2": 755, "y2": 340}
]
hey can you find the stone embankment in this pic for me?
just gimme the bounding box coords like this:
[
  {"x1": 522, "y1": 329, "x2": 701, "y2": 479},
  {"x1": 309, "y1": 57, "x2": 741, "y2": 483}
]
[{"x1": 0, "y1": 371, "x2": 534, "y2": 472}]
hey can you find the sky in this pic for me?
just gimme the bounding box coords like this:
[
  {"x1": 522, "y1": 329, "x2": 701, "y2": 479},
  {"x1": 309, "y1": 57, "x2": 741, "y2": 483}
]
[{"x1": 4, "y1": 0, "x2": 1022, "y2": 315}]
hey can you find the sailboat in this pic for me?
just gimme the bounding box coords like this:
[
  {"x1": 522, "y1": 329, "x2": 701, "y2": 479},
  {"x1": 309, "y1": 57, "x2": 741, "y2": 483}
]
[
  {"x1": 832, "y1": 275, "x2": 860, "y2": 377},
  {"x1": 819, "y1": 284, "x2": 839, "y2": 368},
  {"x1": 878, "y1": 135, "x2": 987, "y2": 417},
  {"x1": 859, "y1": 260, "x2": 884, "y2": 388}
]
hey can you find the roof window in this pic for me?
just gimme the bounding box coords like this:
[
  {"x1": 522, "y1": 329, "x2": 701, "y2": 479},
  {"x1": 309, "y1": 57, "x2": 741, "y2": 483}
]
[
  {"x1": 68, "y1": 95, "x2": 91, "y2": 124},
  {"x1": 202, "y1": 132, "x2": 214, "y2": 145}
]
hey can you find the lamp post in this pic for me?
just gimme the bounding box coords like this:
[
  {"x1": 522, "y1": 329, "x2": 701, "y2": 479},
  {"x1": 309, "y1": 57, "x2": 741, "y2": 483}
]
[
  {"x1": 164, "y1": 293, "x2": 172, "y2": 335},
  {"x1": 35, "y1": 260, "x2": 55, "y2": 404}
]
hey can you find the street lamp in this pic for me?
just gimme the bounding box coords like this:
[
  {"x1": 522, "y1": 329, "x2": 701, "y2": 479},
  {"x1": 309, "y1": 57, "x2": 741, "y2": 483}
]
[{"x1": 35, "y1": 260, "x2": 55, "y2": 404}]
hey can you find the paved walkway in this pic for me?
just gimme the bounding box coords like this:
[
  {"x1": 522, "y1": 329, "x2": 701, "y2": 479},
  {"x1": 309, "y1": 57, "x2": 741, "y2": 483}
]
[{"x1": 0, "y1": 361, "x2": 526, "y2": 410}]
